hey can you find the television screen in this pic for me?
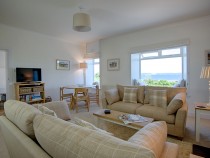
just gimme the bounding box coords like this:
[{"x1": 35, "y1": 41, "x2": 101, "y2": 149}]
[{"x1": 16, "y1": 68, "x2": 42, "y2": 82}]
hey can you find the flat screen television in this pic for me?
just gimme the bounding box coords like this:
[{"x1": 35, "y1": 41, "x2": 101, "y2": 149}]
[{"x1": 16, "y1": 68, "x2": 42, "y2": 82}]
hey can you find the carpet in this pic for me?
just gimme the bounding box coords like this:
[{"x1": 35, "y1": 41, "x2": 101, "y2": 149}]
[
  {"x1": 70, "y1": 110, "x2": 192, "y2": 158},
  {"x1": 193, "y1": 144, "x2": 210, "y2": 158}
]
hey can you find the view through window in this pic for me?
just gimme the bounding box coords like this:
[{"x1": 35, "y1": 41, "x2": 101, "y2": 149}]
[
  {"x1": 85, "y1": 58, "x2": 100, "y2": 86},
  {"x1": 131, "y1": 47, "x2": 187, "y2": 87}
]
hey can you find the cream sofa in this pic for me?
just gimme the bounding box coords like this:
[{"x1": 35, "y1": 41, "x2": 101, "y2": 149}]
[
  {"x1": 102, "y1": 85, "x2": 188, "y2": 139},
  {"x1": 0, "y1": 100, "x2": 179, "y2": 158}
]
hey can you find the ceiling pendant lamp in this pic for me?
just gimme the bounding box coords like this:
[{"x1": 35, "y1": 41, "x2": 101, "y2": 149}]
[{"x1": 73, "y1": 9, "x2": 91, "y2": 32}]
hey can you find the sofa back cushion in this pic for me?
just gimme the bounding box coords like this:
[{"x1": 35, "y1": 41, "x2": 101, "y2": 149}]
[
  {"x1": 144, "y1": 86, "x2": 186, "y2": 104},
  {"x1": 33, "y1": 114, "x2": 156, "y2": 158},
  {"x1": 4, "y1": 100, "x2": 41, "y2": 138},
  {"x1": 117, "y1": 84, "x2": 144, "y2": 103},
  {"x1": 128, "y1": 121, "x2": 167, "y2": 158},
  {"x1": 104, "y1": 88, "x2": 120, "y2": 105}
]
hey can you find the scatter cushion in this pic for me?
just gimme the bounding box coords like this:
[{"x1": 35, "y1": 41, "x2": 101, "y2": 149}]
[
  {"x1": 41, "y1": 101, "x2": 71, "y2": 120},
  {"x1": 123, "y1": 88, "x2": 138, "y2": 103},
  {"x1": 4, "y1": 100, "x2": 41, "y2": 138},
  {"x1": 117, "y1": 85, "x2": 144, "y2": 103},
  {"x1": 72, "y1": 117, "x2": 113, "y2": 135},
  {"x1": 128, "y1": 121, "x2": 167, "y2": 158},
  {"x1": 149, "y1": 90, "x2": 167, "y2": 108},
  {"x1": 38, "y1": 105, "x2": 57, "y2": 117},
  {"x1": 167, "y1": 93, "x2": 185, "y2": 114},
  {"x1": 104, "y1": 88, "x2": 120, "y2": 105},
  {"x1": 33, "y1": 114, "x2": 155, "y2": 158}
]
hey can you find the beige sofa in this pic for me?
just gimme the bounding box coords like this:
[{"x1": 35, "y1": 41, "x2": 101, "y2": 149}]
[
  {"x1": 102, "y1": 85, "x2": 188, "y2": 139},
  {"x1": 0, "y1": 100, "x2": 179, "y2": 158}
]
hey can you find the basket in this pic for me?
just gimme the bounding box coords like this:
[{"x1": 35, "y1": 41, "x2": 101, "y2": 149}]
[
  {"x1": 19, "y1": 87, "x2": 32, "y2": 94},
  {"x1": 33, "y1": 86, "x2": 44, "y2": 92}
]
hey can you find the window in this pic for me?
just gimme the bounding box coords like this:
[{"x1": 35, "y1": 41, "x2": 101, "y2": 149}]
[
  {"x1": 85, "y1": 58, "x2": 100, "y2": 85},
  {"x1": 131, "y1": 46, "x2": 187, "y2": 87}
]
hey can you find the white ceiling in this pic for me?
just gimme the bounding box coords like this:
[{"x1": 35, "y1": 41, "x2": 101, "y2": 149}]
[{"x1": 0, "y1": 0, "x2": 210, "y2": 45}]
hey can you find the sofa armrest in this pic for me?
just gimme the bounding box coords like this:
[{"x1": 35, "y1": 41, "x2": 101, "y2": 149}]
[
  {"x1": 174, "y1": 102, "x2": 188, "y2": 137},
  {"x1": 101, "y1": 98, "x2": 108, "y2": 109}
]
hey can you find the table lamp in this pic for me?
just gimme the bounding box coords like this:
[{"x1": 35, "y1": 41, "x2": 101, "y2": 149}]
[{"x1": 200, "y1": 66, "x2": 210, "y2": 105}]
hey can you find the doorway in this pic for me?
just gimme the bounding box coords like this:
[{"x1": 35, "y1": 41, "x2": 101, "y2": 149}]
[{"x1": 0, "y1": 50, "x2": 7, "y2": 106}]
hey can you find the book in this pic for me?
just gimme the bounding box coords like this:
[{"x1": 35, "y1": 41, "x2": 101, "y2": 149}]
[{"x1": 119, "y1": 114, "x2": 148, "y2": 125}]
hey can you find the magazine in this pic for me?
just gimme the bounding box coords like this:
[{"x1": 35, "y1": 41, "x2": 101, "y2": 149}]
[{"x1": 119, "y1": 114, "x2": 148, "y2": 125}]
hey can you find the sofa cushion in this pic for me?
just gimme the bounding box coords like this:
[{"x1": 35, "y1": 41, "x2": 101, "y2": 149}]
[
  {"x1": 104, "y1": 88, "x2": 120, "y2": 105},
  {"x1": 117, "y1": 84, "x2": 144, "y2": 103},
  {"x1": 136, "y1": 105, "x2": 175, "y2": 124},
  {"x1": 72, "y1": 117, "x2": 113, "y2": 135},
  {"x1": 107, "y1": 101, "x2": 142, "y2": 114},
  {"x1": 4, "y1": 100, "x2": 41, "y2": 138},
  {"x1": 123, "y1": 87, "x2": 138, "y2": 103},
  {"x1": 37, "y1": 101, "x2": 71, "y2": 120},
  {"x1": 37, "y1": 105, "x2": 57, "y2": 117},
  {"x1": 128, "y1": 121, "x2": 167, "y2": 158},
  {"x1": 167, "y1": 93, "x2": 185, "y2": 114},
  {"x1": 149, "y1": 90, "x2": 167, "y2": 108},
  {"x1": 33, "y1": 114, "x2": 156, "y2": 158}
]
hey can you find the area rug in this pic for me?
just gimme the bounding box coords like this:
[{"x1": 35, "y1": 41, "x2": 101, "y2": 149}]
[
  {"x1": 193, "y1": 144, "x2": 210, "y2": 158},
  {"x1": 70, "y1": 110, "x2": 192, "y2": 158}
]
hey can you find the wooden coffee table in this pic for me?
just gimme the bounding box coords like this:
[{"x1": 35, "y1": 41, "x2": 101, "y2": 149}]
[{"x1": 93, "y1": 109, "x2": 154, "y2": 130}]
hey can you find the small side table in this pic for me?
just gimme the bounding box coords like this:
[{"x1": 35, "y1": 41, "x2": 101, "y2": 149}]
[{"x1": 195, "y1": 103, "x2": 210, "y2": 142}]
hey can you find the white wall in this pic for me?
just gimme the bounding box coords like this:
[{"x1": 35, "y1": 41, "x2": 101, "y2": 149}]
[
  {"x1": 0, "y1": 24, "x2": 84, "y2": 101},
  {"x1": 100, "y1": 15, "x2": 210, "y2": 116}
]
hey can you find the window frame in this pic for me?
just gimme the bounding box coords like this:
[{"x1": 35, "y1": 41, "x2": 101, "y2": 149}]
[{"x1": 131, "y1": 46, "x2": 187, "y2": 86}]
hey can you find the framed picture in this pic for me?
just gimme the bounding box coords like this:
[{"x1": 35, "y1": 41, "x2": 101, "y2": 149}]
[
  {"x1": 107, "y1": 58, "x2": 120, "y2": 71},
  {"x1": 207, "y1": 50, "x2": 210, "y2": 65},
  {"x1": 56, "y1": 59, "x2": 70, "y2": 70}
]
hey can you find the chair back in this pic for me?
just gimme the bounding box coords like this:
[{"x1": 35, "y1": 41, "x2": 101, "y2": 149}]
[{"x1": 74, "y1": 88, "x2": 88, "y2": 97}]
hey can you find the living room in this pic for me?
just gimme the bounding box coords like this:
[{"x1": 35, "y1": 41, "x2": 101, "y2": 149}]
[{"x1": 0, "y1": 0, "x2": 210, "y2": 158}]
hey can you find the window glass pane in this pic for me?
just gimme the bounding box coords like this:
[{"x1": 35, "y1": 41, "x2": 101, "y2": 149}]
[
  {"x1": 94, "y1": 58, "x2": 99, "y2": 63},
  {"x1": 86, "y1": 58, "x2": 100, "y2": 85},
  {"x1": 94, "y1": 63, "x2": 100, "y2": 83},
  {"x1": 141, "y1": 57, "x2": 182, "y2": 84},
  {"x1": 162, "y1": 48, "x2": 180, "y2": 56},
  {"x1": 131, "y1": 54, "x2": 140, "y2": 82},
  {"x1": 141, "y1": 52, "x2": 158, "y2": 58}
]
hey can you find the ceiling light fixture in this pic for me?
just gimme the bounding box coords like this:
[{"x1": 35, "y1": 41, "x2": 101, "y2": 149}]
[{"x1": 73, "y1": 7, "x2": 91, "y2": 32}]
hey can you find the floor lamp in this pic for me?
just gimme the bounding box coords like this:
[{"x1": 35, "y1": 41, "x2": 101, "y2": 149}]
[{"x1": 200, "y1": 66, "x2": 210, "y2": 105}]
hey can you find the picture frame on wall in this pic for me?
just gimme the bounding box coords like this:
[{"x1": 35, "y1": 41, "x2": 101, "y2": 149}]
[
  {"x1": 107, "y1": 58, "x2": 120, "y2": 71},
  {"x1": 207, "y1": 50, "x2": 210, "y2": 65},
  {"x1": 56, "y1": 59, "x2": 70, "y2": 70}
]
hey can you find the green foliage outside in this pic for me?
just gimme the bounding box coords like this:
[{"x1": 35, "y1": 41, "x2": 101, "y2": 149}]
[
  {"x1": 94, "y1": 72, "x2": 100, "y2": 82},
  {"x1": 143, "y1": 79, "x2": 177, "y2": 87}
]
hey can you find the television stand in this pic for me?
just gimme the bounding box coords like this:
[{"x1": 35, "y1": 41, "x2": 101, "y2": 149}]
[{"x1": 14, "y1": 82, "x2": 45, "y2": 104}]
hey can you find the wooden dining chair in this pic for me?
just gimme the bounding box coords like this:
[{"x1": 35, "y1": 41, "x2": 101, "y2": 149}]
[
  {"x1": 71, "y1": 88, "x2": 90, "y2": 113},
  {"x1": 60, "y1": 87, "x2": 73, "y2": 109},
  {"x1": 88, "y1": 85, "x2": 99, "y2": 105}
]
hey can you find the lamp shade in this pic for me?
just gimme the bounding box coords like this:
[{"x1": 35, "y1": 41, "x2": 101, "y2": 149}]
[
  {"x1": 200, "y1": 66, "x2": 210, "y2": 78},
  {"x1": 73, "y1": 13, "x2": 91, "y2": 32},
  {"x1": 80, "y1": 63, "x2": 87, "y2": 69}
]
